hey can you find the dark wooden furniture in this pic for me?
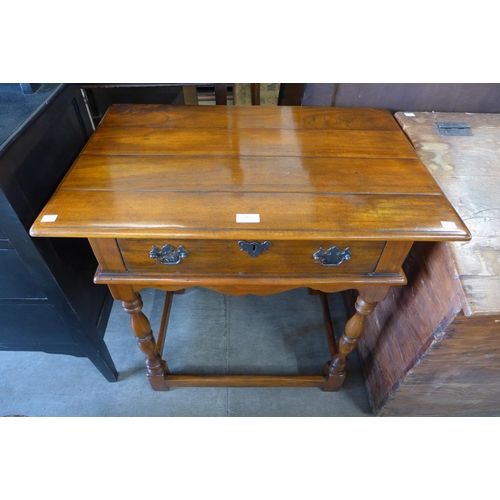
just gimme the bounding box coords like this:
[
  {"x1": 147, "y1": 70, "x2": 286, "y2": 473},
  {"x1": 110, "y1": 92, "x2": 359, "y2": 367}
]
[
  {"x1": 0, "y1": 83, "x2": 117, "y2": 381},
  {"x1": 80, "y1": 84, "x2": 304, "y2": 125},
  {"x1": 354, "y1": 112, "x2": 500, "y2": 416},
  {"x1": 80, "y1": 84, "x2": 189, "y2": 126},
  {"x1": 30, "y1": 105, "x2": 469, "y2": 391}
]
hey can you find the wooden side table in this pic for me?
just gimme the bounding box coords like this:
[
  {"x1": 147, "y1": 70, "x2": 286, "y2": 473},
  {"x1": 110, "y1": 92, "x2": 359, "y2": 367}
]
[{"x1": 30, "y1": 105, "x2": 470, "y2": 391}]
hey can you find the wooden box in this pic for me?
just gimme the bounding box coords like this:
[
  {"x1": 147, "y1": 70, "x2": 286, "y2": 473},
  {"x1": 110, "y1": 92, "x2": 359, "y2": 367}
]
[{"x1": 354, "y1": 112, "x2": 500, "y2": 416}]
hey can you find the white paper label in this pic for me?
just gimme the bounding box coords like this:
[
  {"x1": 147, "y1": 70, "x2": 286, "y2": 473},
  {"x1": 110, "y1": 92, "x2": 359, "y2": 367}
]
[
  {"x1": 404, "y1": 112, "x2": 415, "y2": 117},
  {"x1": 41, "y1": 214, "x2": 58, "y2": 222},
  {"x1": 236, "y1": 214, "x2": 260, "y2": 223},
  {"x1": 441, "y1": 220, "x2": 457, "y2": 229}
]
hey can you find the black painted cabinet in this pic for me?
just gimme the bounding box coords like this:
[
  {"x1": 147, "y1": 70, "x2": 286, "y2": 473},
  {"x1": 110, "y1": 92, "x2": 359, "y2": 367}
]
[{"x1": 0, "y1": 84, "x2": 117, "y2": 381}]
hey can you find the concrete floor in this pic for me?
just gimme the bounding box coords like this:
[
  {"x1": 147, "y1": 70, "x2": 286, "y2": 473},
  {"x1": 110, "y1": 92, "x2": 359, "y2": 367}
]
[{"x1": 0, "y1": 288, "x2": 373, "y2": 417}]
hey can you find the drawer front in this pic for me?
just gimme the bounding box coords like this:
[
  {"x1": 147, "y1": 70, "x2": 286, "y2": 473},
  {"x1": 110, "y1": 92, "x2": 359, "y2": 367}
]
[{"x1": 118, "y1": 238, "x2": 385, "y2": 276}]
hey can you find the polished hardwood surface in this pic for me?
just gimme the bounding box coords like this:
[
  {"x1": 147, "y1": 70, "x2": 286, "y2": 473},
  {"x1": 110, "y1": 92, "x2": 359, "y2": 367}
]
[{"x1": 31, "y1": 105, "x2": 470, "y2": 391}]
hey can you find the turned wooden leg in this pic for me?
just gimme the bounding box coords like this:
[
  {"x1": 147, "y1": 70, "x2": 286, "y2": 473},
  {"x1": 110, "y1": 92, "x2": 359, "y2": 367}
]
[
  {"x1": 323, "y1": 287, "x2": 389, "y2": 392},
  {"x1": 121, "y1": 294, "x2": 169, "y2": 390}
]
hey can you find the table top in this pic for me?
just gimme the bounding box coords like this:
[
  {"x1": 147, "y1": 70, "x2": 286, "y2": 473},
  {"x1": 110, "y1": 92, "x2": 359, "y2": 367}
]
[
  {"x1": 30, "y1": 105, "x2": 470, "y2": 243},
  {"x1": 395, "y1": 111, "x2": 498, "y2": 314}
]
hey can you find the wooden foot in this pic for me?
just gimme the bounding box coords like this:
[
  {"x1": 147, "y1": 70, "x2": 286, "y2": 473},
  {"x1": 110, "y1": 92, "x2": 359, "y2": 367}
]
[
  {"x1": 121, "y1": 294, "x2": 169, "y2": 390},
  {"x1": 323, "y1": 287, "x2": 389, "y2": 391}
]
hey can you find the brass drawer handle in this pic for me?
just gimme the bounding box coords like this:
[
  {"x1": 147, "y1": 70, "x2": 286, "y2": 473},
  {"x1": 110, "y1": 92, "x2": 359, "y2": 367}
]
[
  {"x1": 150, "y1": 244, "x2": 188, "y2": 265},
  {"x1": 313, "y1": 246, "x2": 351, "y2": 266},
  {"x1": 238, "y1": 240, "x2": 272, "y2": 258}
]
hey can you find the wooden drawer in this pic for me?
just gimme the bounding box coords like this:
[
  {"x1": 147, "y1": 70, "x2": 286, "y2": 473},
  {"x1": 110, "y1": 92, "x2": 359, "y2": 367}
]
[{"x1": 117, "y1": 238, "x2": 385, "y2": 277}]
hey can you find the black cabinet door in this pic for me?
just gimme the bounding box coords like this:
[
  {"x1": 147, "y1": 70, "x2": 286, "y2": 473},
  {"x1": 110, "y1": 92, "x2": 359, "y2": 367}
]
[{"x1": 0, "y1": 84, "x2": 117, "y2": 381}]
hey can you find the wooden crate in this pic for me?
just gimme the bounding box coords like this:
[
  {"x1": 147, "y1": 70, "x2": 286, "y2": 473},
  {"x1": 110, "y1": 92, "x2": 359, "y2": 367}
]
[{"x1": 354, "y1": 112, "x2": 500, "y2": 416}]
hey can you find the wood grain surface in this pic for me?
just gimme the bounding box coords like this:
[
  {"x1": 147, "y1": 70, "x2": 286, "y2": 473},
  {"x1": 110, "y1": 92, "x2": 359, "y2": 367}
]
[
  {"x1": 98, "y1": 104, "x2": 403, "y2": 130},
  {"x1": 118, "y1": 238, "x2": 385, "y2": 276},
  {"x1": 57, "y1": 155, "x2": 441, "y2": 195},
  {"x1": 31, "y1": 105, "x2": 469, "y2": 243},
  {"x1": 395, "y1": 112, "x2": 500, "y2": 314},
  {"x1": 354, "y1": 112, "x2": 500, "y2": 415}
]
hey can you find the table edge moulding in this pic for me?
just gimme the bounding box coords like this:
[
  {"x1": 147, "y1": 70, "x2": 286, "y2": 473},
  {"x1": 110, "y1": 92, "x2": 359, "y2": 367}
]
[{"x1": 30, "y1": 104, "x2": 470, "y2": 392}]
